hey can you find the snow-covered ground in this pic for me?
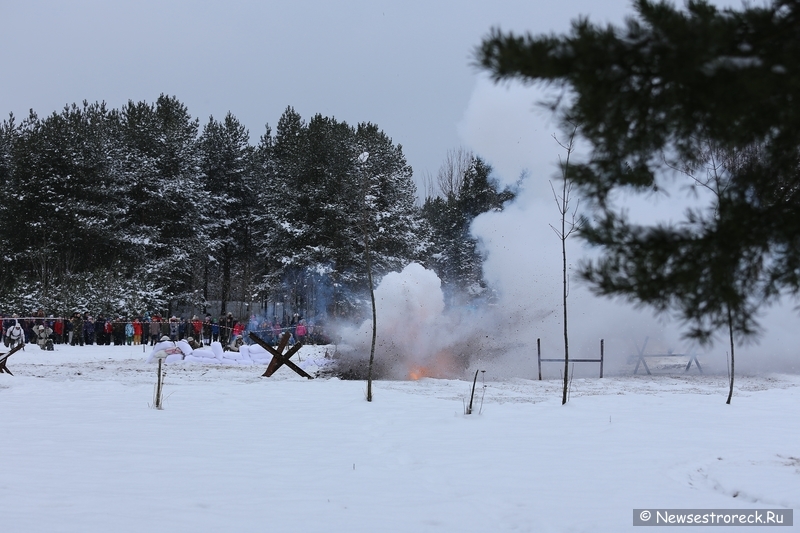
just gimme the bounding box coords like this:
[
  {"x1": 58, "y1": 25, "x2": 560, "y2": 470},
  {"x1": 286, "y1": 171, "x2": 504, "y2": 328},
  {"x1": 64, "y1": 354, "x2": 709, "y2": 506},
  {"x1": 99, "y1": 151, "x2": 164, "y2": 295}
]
[{"x1": 1, "y1": 343, "x2": 798, "y2": 532}]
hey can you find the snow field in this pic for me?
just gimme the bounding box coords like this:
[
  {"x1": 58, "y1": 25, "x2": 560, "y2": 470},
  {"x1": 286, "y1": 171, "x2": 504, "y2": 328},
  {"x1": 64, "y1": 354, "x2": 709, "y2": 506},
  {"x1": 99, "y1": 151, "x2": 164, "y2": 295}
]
[{"x1": 1, "y1": 344, "x2": 798, "y2": 532}]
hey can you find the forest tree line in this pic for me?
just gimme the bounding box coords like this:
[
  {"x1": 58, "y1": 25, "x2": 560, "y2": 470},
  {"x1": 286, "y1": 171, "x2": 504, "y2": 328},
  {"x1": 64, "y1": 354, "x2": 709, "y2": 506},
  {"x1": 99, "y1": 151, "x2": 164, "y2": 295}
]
[{"x1": 0, "y1": 95, "x2": 514, "y2": 321}]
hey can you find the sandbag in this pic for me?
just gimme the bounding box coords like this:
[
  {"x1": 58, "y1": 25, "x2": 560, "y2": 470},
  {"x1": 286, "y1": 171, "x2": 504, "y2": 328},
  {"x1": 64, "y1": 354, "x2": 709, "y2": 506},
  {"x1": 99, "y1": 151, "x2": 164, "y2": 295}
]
[
  {"x1": 184, "y1": 354, "x2": 221, "y2": 364},
  {"x1": 164, "y1": 353, "x2": 184, "y2": 364},
  {"x1": 210, "y1": 341, "x2": 224, "y2": 359}
]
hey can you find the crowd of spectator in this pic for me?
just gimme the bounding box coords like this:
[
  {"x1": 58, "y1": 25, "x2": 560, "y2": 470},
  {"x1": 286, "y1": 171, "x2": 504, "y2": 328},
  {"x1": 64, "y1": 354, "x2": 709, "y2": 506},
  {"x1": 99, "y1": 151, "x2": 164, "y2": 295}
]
[{"x1": 1, "y1": 309, "x2": 328, "y2": 350}]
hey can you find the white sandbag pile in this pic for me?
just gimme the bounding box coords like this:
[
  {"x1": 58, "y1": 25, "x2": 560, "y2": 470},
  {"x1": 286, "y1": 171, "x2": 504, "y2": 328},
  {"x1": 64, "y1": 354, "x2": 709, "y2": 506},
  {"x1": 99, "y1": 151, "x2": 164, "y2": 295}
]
[
  {"x1": 146, "y1": 339, "x2": 335, "y2": 374},
  {"x1": 216, "y1": 342, "x2": 253, "y2": 366},
  {"x1": 183, "y1": 345, "x2": 221, "y2": 364},
  {"x1": 146, "y1": 338, "x2": 196, "y2": 364},
  {"x1": 147, "y1": 340, "x2": 284, "y2": 366},
  {"x1": 147, "y1": 338, "x2": 226, "y2": 364}
]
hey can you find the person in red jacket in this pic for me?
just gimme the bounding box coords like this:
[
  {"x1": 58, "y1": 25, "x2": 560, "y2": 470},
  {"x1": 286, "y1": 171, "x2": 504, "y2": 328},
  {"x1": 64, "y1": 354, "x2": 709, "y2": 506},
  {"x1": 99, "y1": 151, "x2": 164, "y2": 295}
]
[
  {"x1": 132, "y1": 318, "x2": 143, "y2": 345},
  {"x1": 53, "y1": 317, "x2": 64, "y2": 344},
  {"x1": 104, "y1": 319, "x2": 113, "y2": 345},
  {"x1": 192, "y1": 315, "x2": 202, "y2": 340}
]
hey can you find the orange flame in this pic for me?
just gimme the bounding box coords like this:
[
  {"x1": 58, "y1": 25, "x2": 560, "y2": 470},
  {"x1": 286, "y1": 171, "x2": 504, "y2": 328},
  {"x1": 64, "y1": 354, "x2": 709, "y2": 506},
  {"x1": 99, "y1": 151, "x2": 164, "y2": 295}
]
[
  {"x1": 408, "y1": 366, "x2": 431, "y2": 380},
  {"x1": 407, "y1": 350, "x2": 458, "y2": 380}
]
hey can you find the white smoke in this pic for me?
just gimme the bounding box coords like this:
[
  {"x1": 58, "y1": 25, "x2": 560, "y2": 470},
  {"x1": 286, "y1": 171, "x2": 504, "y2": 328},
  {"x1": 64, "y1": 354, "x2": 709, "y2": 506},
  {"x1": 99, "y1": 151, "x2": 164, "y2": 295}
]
[
  {"x1": 458, "y1": 78, "x2": 800, "y2": 377},
  {"x1": 336, "y1": 74, "x2": 800, "y2": 381},
  {"x1": 335, "y1": 263, "x2": 502, "y2": 379}
]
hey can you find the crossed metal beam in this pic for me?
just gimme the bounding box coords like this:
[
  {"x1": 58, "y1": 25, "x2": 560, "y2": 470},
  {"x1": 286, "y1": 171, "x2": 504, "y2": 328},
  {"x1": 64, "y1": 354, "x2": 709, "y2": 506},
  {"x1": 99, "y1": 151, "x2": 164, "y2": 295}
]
[{"x1": 249, "y1": 332, "x2": 313, "y2": 379}]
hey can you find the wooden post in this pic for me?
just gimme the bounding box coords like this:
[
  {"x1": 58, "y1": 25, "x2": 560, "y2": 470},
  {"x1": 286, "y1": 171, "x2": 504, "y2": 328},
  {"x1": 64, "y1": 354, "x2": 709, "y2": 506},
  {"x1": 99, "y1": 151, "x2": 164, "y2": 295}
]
[
  {"x1": 155, "y1": 358, "x2": 164, "y2": 410},
  {"x1": 537, "y1": 338, "x2": 542, "y2": 380},
  {"x1": 467, "y1": 369, "x2": 479, "y2": 415},
  {"x1": 600, "y1": 339, "x2": 604, "y2": 378}
]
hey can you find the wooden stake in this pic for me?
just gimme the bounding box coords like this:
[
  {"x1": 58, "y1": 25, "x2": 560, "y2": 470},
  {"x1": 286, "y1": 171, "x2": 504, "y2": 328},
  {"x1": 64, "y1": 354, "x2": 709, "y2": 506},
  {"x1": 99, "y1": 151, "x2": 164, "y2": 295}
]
[
  {"x1": 537, "y1": 338, "x2": 542, "y2": 381},
  {"x1": 155, "y1": 358, "x2": 164, "y2": 410},
  {"x1": 467, "y1": 369, "x2": 479, "y2": 415},
  {"x1": 600, "y1": 339, "x2": 604, "y2": 378}
]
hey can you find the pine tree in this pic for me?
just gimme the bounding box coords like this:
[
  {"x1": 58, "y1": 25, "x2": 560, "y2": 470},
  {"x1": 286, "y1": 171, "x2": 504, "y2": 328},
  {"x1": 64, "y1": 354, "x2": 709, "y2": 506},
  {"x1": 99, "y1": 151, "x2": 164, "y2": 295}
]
[
  {"x1": 422, "y1": 153, "x2": 514, "y2": 303},
  {"x1": 0, "y1": 98, "x2": 431, "y2": 321},
  {"x1": 0, "y1": 114, "x2": 19, "y2": 294},
  {"x1": 5, "y1": 102, "x2": 127, "y2": 303},
  {"x1": 476, "y1": 0, "x2": 800, "y2": 343},
  {"x1": 354, "y1": 122, "x2": 423, "y2": 276},
  {"x1": 117, "y1": 95, "x2": 208, "y2": 310},
  {"x1": 199, "y1": 112, "x2": 256, "y2": 314},
  {"x1": 257, "y1": 109, "x2": 426, "y2": 320},
  {"x1": 262, "y1": 107, "x2": 307, "y2": 314},
  {"x1": 250, "y1": 122, "x2": 281, "y2": 305}
]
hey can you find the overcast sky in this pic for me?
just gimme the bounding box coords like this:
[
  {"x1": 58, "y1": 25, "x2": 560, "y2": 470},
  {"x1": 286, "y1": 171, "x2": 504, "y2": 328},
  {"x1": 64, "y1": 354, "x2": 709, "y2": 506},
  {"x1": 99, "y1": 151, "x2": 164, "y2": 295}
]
[{"x1": 1, "y1": 0, "x2": 638, "y2": 189}]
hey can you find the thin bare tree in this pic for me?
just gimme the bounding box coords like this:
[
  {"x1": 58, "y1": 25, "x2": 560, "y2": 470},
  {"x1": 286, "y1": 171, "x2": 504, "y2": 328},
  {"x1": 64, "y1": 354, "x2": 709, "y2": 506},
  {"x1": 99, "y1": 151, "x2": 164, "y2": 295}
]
[
  {"x1": 550, "y1": 125, "x2": 581, "y2": 405},
  {"x1": 357, "y1": 151, "x2": 378, "y2": 402},
  {"x1": 420, "y1": 169, "x2": 437, "y2": 203},
  {"x1": 436, "y1": 147, "x2": 473, "y2": 198},
  {"x1": 667, "y1": 140, "x2": 755, "y2": 404}
]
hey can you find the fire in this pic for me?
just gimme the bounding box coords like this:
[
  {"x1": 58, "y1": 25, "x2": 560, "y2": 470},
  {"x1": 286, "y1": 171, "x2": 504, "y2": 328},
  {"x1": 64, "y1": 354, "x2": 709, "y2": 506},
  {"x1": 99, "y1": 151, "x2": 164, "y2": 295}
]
[
  {"x1": 408, "y1": 366, "x2": 432, "y2": 380},
  {"x1": 407, "y1": 350, "x2": 459, "y2": 380}
]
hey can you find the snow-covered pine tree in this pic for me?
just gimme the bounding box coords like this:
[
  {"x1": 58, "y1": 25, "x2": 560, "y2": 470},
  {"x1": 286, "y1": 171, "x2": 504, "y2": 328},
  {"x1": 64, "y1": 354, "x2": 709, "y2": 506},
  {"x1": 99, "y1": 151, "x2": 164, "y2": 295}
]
[
  {"x1": 3, "y1": 102, "x2": 129, "y2": 307},
  {"x1": 117, "y1": 95, "x2": 209, "y2": 311},
  {"x1": 255, "y1": 106, "x2": 309, "y2": 317},
  {"x1": 0, "y1": 98, "x2": 432, "y2": 320},
  {"x1": 249, "y1": 123, "x2": 280, "y2": 306},
  {"x1": 254, "y1": 109, "x2": 426, "y2": 320},
  {"x1": 353, "y1": 122, "x2": 426, "y2": 280},
  {"x1": 0, "y1": 114, "x2": 19, "y2": 295},
  {"x1": 198, "y1": 112, "x2": 256, "y2": 314},
  {"x1": 421, "y1": 154, "x2": 514, "y2": 305}
]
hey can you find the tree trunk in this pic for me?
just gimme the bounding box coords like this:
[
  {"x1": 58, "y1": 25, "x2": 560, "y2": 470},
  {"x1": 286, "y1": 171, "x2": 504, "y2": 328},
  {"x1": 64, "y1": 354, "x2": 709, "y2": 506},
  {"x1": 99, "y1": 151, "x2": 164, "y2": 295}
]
[
  {"x1": 551, "y1": 125, "x2": 577, "y2": 406},
  {"x1": 202, "y1": 261, "x2": 209, "y2": 315},
  {"x1": 221, "y1": 245, "x2": 231, "y2": 314},
  {"x1": 561, "y1": 218, "x2": 569, "y2": 405},
  {"x1": 365, "y1": 235, "x2": 377, "y2": 402},
  {"x1": 726, "y1": 307, "x2": 735, "y2": 404}
]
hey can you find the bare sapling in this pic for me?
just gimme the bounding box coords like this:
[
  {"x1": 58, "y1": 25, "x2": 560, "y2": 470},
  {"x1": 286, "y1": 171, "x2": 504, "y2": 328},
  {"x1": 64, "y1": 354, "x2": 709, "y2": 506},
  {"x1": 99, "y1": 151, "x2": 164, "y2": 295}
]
[
  {"x1": 668, "y1": 142, "x2": 743, "y2": 404},
  {"x1": 550, "y1": 124, "x2": 582, "y2": 405},
  {"x1": 357, "y1": 151, "x2": 378, "y2": 402},
  {"x1": 365, "y1": 237, "x2": 377, "y2": 402}
]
